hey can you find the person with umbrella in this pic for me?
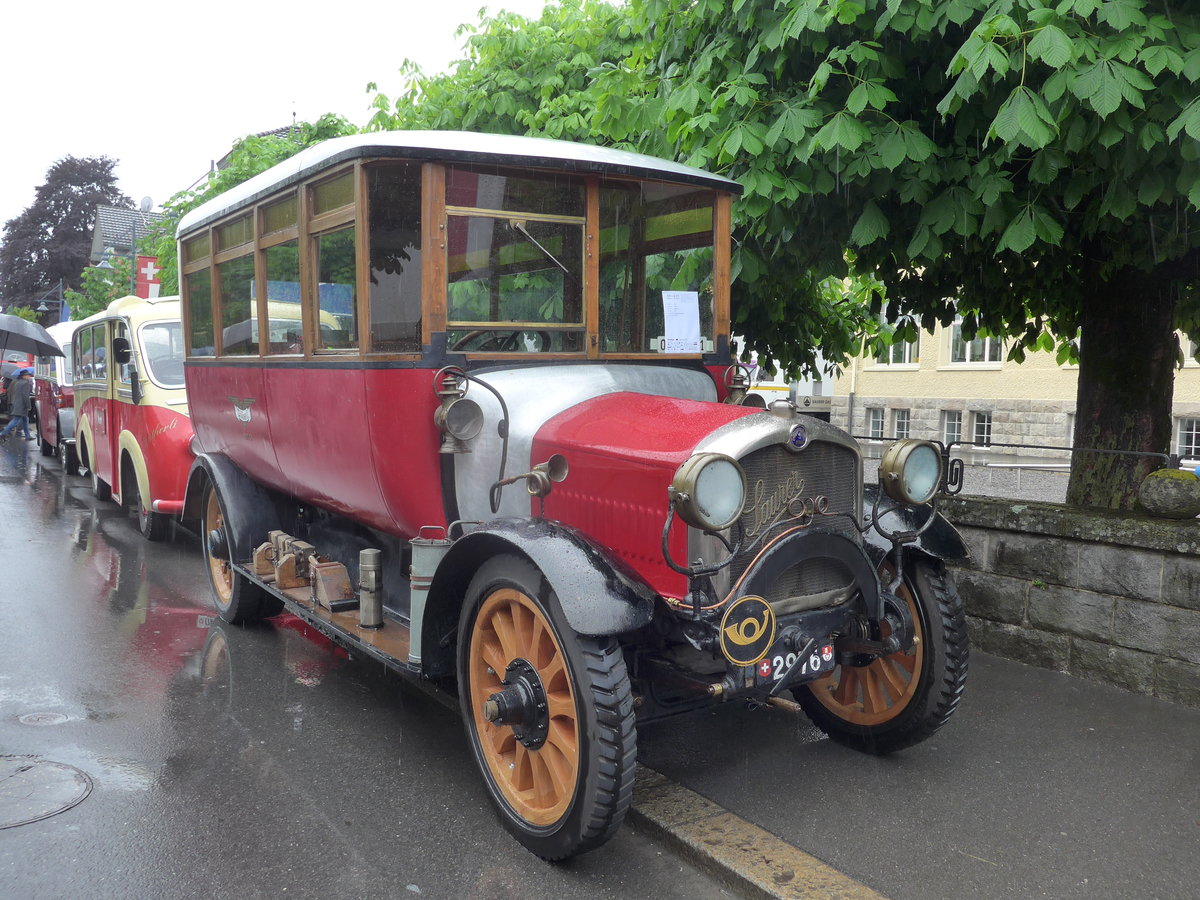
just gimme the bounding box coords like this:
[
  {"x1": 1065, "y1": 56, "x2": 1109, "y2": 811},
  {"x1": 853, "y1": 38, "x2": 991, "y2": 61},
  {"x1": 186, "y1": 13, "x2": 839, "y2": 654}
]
[
  {"x1": 0, "y1": 311, "x2": 64, "y2": 442},
  {"x1": 0, "y1": 369, "x2": 34, "y2": 442}
]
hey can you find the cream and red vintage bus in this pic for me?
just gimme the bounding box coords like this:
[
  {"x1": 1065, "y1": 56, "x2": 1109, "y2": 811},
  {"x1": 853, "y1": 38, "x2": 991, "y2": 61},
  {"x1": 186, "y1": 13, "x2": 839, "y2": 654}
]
[
  {"x1": 177, "y1": 131, "x2": 970, "y2": 859},
  {"x1": 72, "y1": 294, "x2": 193, "y2": 540}
]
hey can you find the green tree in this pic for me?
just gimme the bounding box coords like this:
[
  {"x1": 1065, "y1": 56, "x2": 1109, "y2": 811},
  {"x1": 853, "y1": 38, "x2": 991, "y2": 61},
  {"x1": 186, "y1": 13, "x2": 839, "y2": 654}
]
[
  {"x1": 62, "y1": 256, "x2": 133, "y2": 322},
  {"x1": 0, "y1": 156, "x2": 131, "y2": 310},
  {"x1": 143, "y1": 114, "x2": 358, "y2": 293},
  {"x1": 366, "y1": 0, "x2": 635, "y2": 139},
  {"x1": 582, "y1": 0, "x2": 1200, "y2": 510},
  {"x1": 6, "y1": 306, "x2": 39, "y2": 324}
]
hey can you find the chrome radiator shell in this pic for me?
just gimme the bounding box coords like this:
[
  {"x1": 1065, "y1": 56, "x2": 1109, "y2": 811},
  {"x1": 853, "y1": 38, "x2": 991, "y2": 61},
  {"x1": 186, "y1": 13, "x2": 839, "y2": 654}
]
[{"x1": 690, "y1": 411, "x2": 865, "y2": 604}]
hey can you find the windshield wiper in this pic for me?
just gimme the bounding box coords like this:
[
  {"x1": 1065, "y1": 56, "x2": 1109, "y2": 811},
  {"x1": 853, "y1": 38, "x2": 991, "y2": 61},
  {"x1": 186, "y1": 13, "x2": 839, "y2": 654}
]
[{"x1": 509, "y1": 219, "x2": 569, "y2": 274}]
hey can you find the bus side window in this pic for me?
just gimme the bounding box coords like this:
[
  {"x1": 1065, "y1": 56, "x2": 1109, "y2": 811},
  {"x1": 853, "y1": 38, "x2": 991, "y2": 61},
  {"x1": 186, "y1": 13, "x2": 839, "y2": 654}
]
[
  {"x1": 368, "y1": 164, "x2": 422, "y2": 353},
  {"x1": 93, "y1": 325, "x2": 108, "y2": 380},
  {"x1": 116, "y1": 322, "x2": 132, "y2": 385},
  {"x1": 77, "y1": 326, "x2": 93, "y2": 379}
]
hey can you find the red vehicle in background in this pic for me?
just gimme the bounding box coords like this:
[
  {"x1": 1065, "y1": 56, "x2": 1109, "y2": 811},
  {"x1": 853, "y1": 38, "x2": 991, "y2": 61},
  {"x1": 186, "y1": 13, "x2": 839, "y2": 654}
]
[
  {"x1": 72, "y1": 295, "x2": 194, "y2": 540},
  {"x1": 34, "y1": 321, "x2": 82, "y2": 471}
]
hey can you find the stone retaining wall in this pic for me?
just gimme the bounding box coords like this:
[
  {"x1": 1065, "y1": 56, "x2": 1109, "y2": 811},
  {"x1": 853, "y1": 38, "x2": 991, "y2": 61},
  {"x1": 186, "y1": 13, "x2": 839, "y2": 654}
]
[{"x1": 938, "y1": 496, "x2": 1200, "y2": 708}]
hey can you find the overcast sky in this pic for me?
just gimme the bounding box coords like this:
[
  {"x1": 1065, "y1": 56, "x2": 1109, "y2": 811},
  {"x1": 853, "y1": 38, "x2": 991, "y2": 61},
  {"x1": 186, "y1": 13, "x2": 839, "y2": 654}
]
[{"x1": 1, "y1": 0, "x2": 552, "y2": 230}]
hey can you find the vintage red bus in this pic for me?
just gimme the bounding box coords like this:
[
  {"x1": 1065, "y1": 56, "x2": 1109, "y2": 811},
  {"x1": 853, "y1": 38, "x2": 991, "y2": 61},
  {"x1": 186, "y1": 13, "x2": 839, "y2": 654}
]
[
  {"x1": 177, "y1": 131, "x2": 970, "y2": 859},
  {"x1": 72, "y1": 295, "x2": 194, "y2": 540},
  {"x1": 33, "y1": 321, "x2": 82, "y2": 469}
]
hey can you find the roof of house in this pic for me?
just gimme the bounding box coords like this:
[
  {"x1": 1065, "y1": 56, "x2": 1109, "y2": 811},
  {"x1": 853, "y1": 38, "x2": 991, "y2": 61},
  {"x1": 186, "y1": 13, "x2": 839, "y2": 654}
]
[{"x1": 89, "y1": 205, "x2": 167, "y2": 263}]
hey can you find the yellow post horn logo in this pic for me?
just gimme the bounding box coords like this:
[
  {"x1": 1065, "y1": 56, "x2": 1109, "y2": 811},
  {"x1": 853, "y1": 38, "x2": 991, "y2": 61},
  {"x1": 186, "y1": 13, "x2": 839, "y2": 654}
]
[
  {"x1": 724, "y1": 612, "x2": 771, "y2": 646},
  {"x1": 718, "y1": 596, "x2": 776, "y2": 666}
]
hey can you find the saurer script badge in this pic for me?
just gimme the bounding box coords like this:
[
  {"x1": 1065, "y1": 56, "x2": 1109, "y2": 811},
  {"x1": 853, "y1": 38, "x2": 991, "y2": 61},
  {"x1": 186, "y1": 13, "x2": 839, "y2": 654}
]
[{"x1": 719, "y1": 595, "x2": 777, "y2": 666}]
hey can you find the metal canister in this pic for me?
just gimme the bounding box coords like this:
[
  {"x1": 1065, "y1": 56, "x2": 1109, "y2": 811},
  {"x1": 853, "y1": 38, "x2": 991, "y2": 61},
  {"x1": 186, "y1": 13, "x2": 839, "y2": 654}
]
[
  {"x1": 358, "y1": 549, "x2": 383, "y2": 629},
  {"x1": 408, "y1": 526, "x2": 453, "y2": 665}
]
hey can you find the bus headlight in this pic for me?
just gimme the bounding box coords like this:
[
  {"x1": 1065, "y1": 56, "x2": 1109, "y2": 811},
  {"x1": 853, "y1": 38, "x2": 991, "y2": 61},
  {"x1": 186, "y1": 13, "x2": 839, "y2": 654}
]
[
  {"x1": 879, "y1": 440, "x2": 942, "y2": 505},
  {"x1": 670, "y1": 453, "x2": 747, "y2": 531}
]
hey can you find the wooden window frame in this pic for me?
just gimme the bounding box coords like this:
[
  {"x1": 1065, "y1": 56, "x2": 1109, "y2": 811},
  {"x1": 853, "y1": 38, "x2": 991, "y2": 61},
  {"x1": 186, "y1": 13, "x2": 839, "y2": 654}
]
[{"x1": 179, "y1": 158, "x2": 734, "y2": 364}]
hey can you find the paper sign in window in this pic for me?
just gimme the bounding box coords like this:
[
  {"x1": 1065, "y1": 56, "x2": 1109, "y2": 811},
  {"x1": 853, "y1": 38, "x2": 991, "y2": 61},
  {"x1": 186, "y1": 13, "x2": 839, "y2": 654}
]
[{"x1": 662, "y1": 290, "x2": 701, "y2": 352}]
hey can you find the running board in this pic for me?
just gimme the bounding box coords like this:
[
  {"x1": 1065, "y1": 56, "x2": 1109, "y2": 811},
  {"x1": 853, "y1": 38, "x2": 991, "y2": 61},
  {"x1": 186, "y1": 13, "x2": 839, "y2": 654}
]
[{"x1": 235, "y1": 561, "x2": 419, "y2": 677}]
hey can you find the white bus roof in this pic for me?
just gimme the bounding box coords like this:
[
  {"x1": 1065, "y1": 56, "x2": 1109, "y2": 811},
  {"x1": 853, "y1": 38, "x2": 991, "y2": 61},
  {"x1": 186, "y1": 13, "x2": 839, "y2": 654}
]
[{"x1": 178, "y1": 131, "x2": 742, "y2": 237}]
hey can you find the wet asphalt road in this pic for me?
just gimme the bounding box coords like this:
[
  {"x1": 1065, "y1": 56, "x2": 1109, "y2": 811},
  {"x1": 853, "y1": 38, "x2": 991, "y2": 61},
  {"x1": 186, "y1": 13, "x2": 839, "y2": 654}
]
[
  {"x1": 3, "y1": 438, "x2": 1198, "y2": 899},
  {"x1": 0, "y1": 442, "x2": 735, "y2": 900}
]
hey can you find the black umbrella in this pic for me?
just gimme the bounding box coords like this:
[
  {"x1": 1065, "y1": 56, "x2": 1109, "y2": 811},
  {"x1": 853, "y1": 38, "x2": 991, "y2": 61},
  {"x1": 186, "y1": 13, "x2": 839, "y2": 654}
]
[{"x1": 0, "y1": 312, "x2": 65, "y2": 358}]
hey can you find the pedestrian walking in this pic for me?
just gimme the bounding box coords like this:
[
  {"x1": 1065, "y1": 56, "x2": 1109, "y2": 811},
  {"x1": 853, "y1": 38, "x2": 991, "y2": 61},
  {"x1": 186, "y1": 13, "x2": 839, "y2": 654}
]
[{"x1": 0, "y1": 370, "x2": 34, "y2": 442}]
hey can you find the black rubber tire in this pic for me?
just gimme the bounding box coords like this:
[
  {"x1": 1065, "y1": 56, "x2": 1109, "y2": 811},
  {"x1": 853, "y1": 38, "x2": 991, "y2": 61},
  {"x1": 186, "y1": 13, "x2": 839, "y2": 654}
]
[
  {"x1": 37, "y1": 419, "x2": 53, "y2": 457},
  {"x1": 127, "y1": 473, "x2": 170, "y2": 542},
  {"x1": 796, "y1": 556, "x2": 969, "y2": 755},
  {"x1": 61, "y1": 440, "x2": 81, "y2": 477},
  {"x1": 89, "y1": 447, "x2": 111, "y2": 501},
  {"x1": 457, "y1": 554, "x2": 637, "y2": 860},
  {"x1": 202, "y1": 481, "x2": 278, "y2": 623}
]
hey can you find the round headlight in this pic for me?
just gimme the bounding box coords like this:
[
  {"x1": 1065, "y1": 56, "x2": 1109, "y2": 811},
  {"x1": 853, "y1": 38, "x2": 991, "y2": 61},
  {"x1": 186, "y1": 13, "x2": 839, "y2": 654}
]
[
  {"x1": 879, "y1": 440, "x2": 943, "y2": 505},
  {"x1": 670, "y1": 453, "x2": 747, "y2": 531}
]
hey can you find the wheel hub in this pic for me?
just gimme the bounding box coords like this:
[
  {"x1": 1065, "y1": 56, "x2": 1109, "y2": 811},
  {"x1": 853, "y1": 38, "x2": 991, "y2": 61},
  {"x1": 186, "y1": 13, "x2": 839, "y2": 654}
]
[
  {"x1": 482, "y1": 658, "x2": 548, "y2": 749},
  {"x1": 207, "y1": 525, "x2": 229, "y2": 561}
]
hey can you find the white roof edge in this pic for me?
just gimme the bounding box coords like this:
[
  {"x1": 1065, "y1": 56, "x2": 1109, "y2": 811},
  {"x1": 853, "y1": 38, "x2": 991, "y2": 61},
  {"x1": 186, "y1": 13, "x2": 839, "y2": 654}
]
[{"x1": 179, "y1": 131, "x2": 741, "y2": 236}]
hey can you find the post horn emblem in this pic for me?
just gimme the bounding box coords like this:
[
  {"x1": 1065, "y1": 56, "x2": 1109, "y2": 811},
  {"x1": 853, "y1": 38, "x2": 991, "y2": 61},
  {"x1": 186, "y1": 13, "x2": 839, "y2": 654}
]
[{"x1": 719, "y1": 595, "x2": 777, "y2": 666}]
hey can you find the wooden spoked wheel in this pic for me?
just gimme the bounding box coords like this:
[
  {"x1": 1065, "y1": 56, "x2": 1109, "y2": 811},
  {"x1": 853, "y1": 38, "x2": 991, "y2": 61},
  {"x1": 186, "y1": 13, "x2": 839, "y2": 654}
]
[
  {"x1": 204, "y1": 488, "x2": 234, "y2": 607},
  {"x1": 459, "y1": 554, "x2": 636, "y2": 858},
  {"x1": 807, "y1": 574, "x2": 923, "y2": 726},
  {"x1": 200, "y1": 482, "x2": 278, "y2": 622},
  {"x1": 797, "y1": 556, "x2": 969, "y2": 754},
  {"x1": 466, "y1": 586, "x2": 580, "y2": 827}
]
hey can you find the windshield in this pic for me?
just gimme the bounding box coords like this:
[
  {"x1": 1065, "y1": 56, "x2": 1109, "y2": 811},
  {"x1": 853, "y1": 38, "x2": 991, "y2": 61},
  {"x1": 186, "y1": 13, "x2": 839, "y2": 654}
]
[{"x1": 140, "y1": 321, "x2": 186, "y2": 387}]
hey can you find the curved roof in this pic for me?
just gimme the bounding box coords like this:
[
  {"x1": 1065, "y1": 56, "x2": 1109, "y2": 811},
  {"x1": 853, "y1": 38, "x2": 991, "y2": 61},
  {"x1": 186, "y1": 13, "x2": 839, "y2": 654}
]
[
  {"x1": 73, "y1": 295, "x2": 182, "y2": 329},
  {"x1": 178, "y1": 131, "x2": 742, "y2": 237}
]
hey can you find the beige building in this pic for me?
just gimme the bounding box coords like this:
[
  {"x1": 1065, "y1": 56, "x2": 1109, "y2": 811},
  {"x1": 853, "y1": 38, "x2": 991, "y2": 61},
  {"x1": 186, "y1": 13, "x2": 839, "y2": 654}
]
[{"x1": 831, "y1": 320, "x2": 1200, "y2": 462}]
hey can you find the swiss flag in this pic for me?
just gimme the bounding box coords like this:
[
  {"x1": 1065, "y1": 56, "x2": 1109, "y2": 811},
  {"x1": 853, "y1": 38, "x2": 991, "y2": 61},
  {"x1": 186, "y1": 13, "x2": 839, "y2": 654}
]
[{"x1": 135, "y1": 256, "x2": 162, "y2": 299}]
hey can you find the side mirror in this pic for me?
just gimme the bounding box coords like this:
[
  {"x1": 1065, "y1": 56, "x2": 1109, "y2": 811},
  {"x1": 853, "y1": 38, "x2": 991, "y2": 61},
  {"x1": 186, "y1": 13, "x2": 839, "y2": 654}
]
[{"x1": 112, "y1": 336, "x2": 132, "y2": 365}]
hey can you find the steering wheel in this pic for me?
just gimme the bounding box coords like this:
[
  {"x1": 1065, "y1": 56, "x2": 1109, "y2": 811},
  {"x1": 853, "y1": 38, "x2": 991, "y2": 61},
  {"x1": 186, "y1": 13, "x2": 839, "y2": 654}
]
[{"x1": 451, "y1": 329, "x2": 551, "y2": 352}]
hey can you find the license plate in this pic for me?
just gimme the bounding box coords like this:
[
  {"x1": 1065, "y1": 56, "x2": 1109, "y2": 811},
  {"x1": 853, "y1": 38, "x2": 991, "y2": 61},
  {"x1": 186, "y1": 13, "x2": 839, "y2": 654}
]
[{"x1": 753, "y1": 641, "x2": 836, "y2": 688}]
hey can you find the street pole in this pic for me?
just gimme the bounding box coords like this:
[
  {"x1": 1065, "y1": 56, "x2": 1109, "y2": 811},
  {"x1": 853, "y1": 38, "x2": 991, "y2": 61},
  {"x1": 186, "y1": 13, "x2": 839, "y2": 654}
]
[{"x1": 130, "y1": 221, "x2": 138, "y2": 295}]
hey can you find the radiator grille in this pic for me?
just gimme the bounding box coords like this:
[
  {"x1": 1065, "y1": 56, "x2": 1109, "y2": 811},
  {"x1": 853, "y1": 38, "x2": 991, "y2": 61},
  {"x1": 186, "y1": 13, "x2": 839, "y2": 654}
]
[{"x1": 729, "y1": 442, "x2": 861, "y2": 603}]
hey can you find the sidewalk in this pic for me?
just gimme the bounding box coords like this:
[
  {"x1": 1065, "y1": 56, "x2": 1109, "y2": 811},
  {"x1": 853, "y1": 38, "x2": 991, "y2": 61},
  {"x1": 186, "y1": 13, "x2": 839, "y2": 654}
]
[{"x1": 636, "y1": 650, "x2": 1200, "y2": 900}]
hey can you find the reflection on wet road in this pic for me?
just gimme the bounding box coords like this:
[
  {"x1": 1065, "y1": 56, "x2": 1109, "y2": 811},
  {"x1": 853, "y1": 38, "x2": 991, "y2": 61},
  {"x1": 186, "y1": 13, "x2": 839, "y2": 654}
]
[
  {"x1": 0, "y1": 443, "x2": 733, "y2": 899},
  {"x1": 5, "y1": 427, "x2": 1199, "y2": 900}
]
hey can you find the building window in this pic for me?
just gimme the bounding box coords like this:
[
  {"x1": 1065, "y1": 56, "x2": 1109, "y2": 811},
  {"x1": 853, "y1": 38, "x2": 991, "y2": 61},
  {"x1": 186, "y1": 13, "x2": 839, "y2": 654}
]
[
  {"x1": 892, "y1": 408, "x2": 911, "y2": 439},
  {"x1": 867, "y1": 407, "x2": 884, "y2": 439},
  {"x1": 972, "y1": 411, "x2": 993, "y2": 447},
  {"x1": 876, "y1": 336, "x2": 919, "y2": 366},
  {"x1": 950, "y1": 318, "x2": 1002, "y2": 363},
  {"x1": 1178, "y1": 418, "x2": 1200, "y2": 459},
  {"x1": 943, "y1": 410, "x2": 962, "y2": 446}
]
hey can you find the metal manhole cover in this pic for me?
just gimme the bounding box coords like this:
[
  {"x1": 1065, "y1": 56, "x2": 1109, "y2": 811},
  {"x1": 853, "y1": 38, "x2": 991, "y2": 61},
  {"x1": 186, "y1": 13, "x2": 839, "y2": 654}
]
[
  {"x1": 18, "y1": 712, "x2": 70, "y2": 726},
  {"x1": 0, "y1": 756, "x2": 93, "y2": 829}
]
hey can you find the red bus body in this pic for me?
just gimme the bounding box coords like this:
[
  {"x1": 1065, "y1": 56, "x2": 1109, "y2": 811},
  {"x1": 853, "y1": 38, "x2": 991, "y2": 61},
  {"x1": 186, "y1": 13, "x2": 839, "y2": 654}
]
[
  {"x1": 174, "y1": 132, "x2": 968, "y2": 860},
  {"x1": 32, "y1": 322, "x2": 79, "y2": 458}
]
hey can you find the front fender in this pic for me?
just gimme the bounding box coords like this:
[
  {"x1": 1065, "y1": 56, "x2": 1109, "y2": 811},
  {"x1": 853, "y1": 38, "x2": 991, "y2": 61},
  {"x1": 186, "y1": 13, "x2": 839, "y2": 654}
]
[
  {"x1": 420, "y1": 517, "x2": 656, "y2": 677},
  {"x1": 115, "y1": 430, "x2": 151, "y2": 506},
  {"x1": 184, "y1": 453, "x2": 282, "y2": 560},
  {"x1": 862, "y1": 484, "x2": 970, "y2": 566}
]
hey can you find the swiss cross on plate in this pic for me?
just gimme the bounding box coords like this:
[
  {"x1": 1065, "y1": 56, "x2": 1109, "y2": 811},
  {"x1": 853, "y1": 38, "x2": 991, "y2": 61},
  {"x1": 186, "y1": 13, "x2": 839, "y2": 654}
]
[{"x1": 758, "y1": 658, "x2": 772, "y2": 678}]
